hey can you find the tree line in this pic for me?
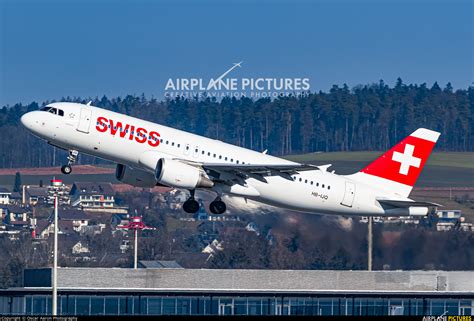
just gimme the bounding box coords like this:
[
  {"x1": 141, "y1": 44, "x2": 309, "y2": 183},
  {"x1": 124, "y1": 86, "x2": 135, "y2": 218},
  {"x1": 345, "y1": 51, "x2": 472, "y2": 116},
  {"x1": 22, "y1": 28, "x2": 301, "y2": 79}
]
[{"x1": 0, "y1": 79, "x2": 472, "y2": 168}]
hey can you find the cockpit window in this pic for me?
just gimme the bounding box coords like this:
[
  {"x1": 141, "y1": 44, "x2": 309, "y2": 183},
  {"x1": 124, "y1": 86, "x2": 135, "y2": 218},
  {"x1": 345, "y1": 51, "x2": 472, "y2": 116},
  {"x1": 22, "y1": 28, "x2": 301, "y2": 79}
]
[{"x1": 40, "y1": 106, "x2": 64, "y2": 116}]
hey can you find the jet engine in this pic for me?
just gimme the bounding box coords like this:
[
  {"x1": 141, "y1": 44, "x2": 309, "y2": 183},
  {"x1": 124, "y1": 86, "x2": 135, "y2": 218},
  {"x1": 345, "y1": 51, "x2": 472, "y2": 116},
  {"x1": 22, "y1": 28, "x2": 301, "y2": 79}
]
[
  {"x1": 155, "y1": 158, "x2": 214, "y2": 189},
  {"x1": 115, "y1": 164, "x2": 158, "y2": 188}
]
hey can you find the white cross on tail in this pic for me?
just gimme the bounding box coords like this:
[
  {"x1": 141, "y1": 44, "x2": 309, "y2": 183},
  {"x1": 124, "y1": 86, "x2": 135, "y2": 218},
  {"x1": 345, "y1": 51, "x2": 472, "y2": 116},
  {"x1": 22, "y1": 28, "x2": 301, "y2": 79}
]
[{"x1": 392, "y1": 144, "x2": 422, "y2": 175}]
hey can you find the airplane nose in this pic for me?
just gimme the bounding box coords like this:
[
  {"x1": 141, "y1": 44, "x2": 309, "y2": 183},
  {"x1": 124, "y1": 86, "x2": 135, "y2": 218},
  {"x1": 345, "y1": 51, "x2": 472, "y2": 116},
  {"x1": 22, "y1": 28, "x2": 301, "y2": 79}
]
[{"x1": 20, "y1": 112, "x2": 35, "y2": 129}]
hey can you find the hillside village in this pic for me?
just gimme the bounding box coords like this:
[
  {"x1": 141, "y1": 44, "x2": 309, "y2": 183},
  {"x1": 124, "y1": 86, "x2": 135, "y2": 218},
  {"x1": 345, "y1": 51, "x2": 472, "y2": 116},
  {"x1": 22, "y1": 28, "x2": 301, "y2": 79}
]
[{"x1": 0, "y1": 174, "x2": 473, "y2": 288}]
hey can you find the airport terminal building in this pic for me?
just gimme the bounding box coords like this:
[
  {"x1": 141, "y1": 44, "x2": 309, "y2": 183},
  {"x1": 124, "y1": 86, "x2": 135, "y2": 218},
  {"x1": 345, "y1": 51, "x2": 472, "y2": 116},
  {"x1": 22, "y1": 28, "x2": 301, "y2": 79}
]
[{"x1": 0, "y1": 268, "x2": 473, "y2": 316}]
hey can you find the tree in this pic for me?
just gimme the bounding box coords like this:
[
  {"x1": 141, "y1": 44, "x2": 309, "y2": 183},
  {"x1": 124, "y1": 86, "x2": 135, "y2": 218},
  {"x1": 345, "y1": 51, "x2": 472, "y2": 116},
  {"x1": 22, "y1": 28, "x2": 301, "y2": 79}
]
[{"x1": 13, "y1": 172, "x2": 21, "y2": 192}]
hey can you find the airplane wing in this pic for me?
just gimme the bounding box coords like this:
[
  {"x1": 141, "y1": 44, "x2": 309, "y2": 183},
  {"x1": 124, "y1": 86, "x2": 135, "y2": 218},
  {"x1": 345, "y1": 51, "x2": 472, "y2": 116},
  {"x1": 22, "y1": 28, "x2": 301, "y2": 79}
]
[
  {"x1": 377, "y1": 199, "x2": 442, "y2": 208},
  {"x1": 201, "y1": 163, "x2": 318, "y2": 174},
  {"x1": 173, "y1": 159, "x2": 319, "y2": 183}
]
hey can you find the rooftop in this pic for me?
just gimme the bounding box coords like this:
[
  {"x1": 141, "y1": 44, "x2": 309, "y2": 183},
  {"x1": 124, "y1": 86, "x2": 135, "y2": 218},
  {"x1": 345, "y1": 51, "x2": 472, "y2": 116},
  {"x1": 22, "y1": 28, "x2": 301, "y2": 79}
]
[
  {"x1": 56, "y1": 208, "x2": 89, "y2": 221},
  {"x1": 26, "y1": 187, "x2": 48, "y2": 197},
  {"x1": 0, "y1": 204, "x2": 29, "y2": 213},
  {"x1": 0, "y1": 187, "x2": 11, "y2": 194},
  {"x1": 23, "y1": 268, "x2": 474, "y2": 294},
  {"x1": 71, "y1": 182, "x2": 114, "y2": 196}
]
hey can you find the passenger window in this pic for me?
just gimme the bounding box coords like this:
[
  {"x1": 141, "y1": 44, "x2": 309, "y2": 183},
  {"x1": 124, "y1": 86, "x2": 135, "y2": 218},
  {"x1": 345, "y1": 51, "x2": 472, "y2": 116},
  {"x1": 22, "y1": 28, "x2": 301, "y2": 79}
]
[
  {"x1": 186, "y1": 146, "x2": 190, "y2": 150},
  {"x1": 160, "y1": 139, "x2": 163, "y2": 143},
  {"x1": 208, "y1": 152, "x2": 211, "y2": 156},
  {"x1": 236, "y1": 160, "x2": 239, "y2": 164},
  {"x1": 166, "y1": 141, "x2": 169, "y2": 144},
  {"x1": 311, "y1": 181, "x2": 313, "y2": 185},
  {"x1": 177, "y1": 144, "x2": 180, "y2": 148},
  {"x1": 225, "y1": 157, "x2": 228, "y2": 161},
  {"x1": 231, "y1": 158, "x2": 234, "y2": 162},
  {"x1": 305, "y1": 179, "x2": 308, "y2": 183},
  {"x1": 299, "y1": 178, "x2": 302, "y2": 182},
  {"x1": 219, "y1": 155, "x2": 222, "y2": 159},
  {"x1": 328, "y1": 186, "x2": 331, "y2": 190},
  {"x1": 316, "y1": 182, "x2": 319, "y2": 187},
  {"x1": 322, "y1": 184, "x2": 325, "y2": 188},
  {"x1": 202, "y1": 151, "x2": 205, "y2": 155},
  {"x1": 213, "y1": 154, "x2": 216, "y2": 158},
  {"x1": 172, "y1": 142, "x2": 175, "y2": 146}
]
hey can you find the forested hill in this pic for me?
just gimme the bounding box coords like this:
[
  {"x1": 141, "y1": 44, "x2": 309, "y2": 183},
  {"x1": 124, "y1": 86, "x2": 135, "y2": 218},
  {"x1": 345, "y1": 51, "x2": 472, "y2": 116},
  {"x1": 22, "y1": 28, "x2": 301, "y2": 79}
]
[{"x1": 0, "y1": 80, "x2": 472, "y2": 168}]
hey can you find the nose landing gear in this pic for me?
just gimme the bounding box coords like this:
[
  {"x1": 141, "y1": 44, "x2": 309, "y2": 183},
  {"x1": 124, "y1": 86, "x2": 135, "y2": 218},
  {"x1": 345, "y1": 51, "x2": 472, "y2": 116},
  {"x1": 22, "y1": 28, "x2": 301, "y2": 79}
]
[{"x1": 61, "y1": 150, "x2": 78, "y2": 175}]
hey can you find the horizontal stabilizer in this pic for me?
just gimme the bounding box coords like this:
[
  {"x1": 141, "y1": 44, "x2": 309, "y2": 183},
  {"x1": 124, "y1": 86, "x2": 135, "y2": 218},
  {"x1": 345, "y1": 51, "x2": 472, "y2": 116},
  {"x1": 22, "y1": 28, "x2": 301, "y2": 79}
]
[{"x1": 377, "y1": 199, "x2": 442, "y2": 208}]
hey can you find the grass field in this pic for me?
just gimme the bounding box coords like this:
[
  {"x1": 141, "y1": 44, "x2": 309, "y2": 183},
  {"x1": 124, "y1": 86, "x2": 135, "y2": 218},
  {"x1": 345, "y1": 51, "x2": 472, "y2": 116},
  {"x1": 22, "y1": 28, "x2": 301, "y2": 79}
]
[
  {"x1": 286, "y1": 151, "x2": 474, "y2": 169},
  {"x1": 285, "y1": 152, "x2": 474, "y2": 187},
  {"x1": 0, "y1": 173, "x2": 116, "y2": 188},
  {"x1": 0, "y1": 152, "x2": 472, "y2": 189}
]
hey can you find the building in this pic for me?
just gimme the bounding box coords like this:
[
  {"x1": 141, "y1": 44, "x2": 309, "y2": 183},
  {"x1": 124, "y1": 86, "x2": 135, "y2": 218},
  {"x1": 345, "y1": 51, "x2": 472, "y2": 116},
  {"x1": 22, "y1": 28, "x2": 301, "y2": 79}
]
[
  {"x1": 0, "y1": 188, "x2": 12, "y2": 204},
  {"x1": 0, "y1": 268, "x2": 472, "y2": 316},
  {"x1": 0, "y1": 204, "x2": 30, "y2": 224},
  {"x1": 24, "y1": 186, "x2": 48, "y2": 206},
  {"x1": 71, "y1": 241, "x2": 90, "y2": 255},
  {"x1": 54, "y1": 208, "x2": 90, "y2": 232},
  {"x1": 436, "y1": 210, "x2": 466, "y2": 232},
  {"x1": 437, "y1": 210, "x2": 462, "y2": 221},
  {"x1": 111, "y1": 213, "x2": 130, "y2": 228},
  {"x1": 34, "y1": 219, "x2": 75, "y2": 239},
  {"x1": 70, "y1": 182, "x2": 115, "y2": 209},
  {"x1": 9, "y1": 192, "x2": 22, "y2": 205}
]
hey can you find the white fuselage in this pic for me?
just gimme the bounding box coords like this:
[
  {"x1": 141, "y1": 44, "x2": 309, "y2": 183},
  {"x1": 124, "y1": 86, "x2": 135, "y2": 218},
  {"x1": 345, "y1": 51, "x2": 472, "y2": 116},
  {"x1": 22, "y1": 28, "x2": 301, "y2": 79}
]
[{"x1": 21, "y1": 102, "x2": 412, "y2": 216}]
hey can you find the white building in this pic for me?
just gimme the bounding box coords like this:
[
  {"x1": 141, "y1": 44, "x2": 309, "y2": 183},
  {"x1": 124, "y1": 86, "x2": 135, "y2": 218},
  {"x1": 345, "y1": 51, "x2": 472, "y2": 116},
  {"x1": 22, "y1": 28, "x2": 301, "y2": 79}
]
[
  {"x1": 70, "y1": 182, "x2": 115, "y2": 209},
  {"x1": 0, "y1": 188, "x2": 12, "y2": 205}
]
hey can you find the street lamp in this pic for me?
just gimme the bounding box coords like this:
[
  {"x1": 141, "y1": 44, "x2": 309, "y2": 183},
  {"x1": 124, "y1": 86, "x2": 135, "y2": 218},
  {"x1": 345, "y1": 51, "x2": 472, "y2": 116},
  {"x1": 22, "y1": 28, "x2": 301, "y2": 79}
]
[
  {"x1": 118, "y1": 215, "x2": 155, "y2": 269},
  {"x1": 48, "y1": 178, "x2": 64, "y2": 316}
]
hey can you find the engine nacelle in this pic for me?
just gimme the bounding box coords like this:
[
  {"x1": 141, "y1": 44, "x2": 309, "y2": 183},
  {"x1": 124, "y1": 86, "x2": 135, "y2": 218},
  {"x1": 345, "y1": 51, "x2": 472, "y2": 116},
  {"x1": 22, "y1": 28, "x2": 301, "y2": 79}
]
[
  {"x1": 155, "y1": 158, "x2": 214, "y2": 189},
  {"x1": 115, "y1": 164, "x2": 158, "y2": 188}
]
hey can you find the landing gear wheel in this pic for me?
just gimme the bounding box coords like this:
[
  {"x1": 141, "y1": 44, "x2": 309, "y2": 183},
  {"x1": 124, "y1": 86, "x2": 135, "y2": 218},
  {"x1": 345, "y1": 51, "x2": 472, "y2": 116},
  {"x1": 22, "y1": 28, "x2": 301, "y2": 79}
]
[
  {"x1": 209, "y1": 199, "x2": 226, "y2": 214},
  {"x1": 183, "y1": 199, "x2": 200, "y2": 214},
  {"x1": 61, "y1": 149, "x2": 78, "y2": 175},
  {"x1": 61, "y1": 165, "x2": 72, "y2": 175}
]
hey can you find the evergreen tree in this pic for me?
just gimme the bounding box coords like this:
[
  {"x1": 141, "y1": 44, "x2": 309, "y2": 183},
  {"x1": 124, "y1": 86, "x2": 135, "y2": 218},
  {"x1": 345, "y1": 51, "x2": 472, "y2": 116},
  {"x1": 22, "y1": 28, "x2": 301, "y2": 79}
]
[{"x1": 13, "y1": 172, "x2": 21, "y2": 192}]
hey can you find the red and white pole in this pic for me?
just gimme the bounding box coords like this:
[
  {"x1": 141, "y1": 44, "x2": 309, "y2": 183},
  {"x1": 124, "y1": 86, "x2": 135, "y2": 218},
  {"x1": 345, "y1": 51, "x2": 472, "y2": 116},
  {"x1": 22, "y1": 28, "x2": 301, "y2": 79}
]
[
  {"x1": 134, "y1": 228, "x2": 138, "y2": 270},
  {"x1": 51, "y1": 179, "x2": 62, "y2": 316}
]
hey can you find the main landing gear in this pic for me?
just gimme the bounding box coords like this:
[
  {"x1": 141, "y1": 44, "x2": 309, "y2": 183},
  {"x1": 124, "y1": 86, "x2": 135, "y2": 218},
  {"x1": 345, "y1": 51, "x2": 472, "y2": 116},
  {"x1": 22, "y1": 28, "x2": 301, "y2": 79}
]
[
  {"x1": 182, "y1": 191, "x2": 227, "y2": 215},
  {"x1": 61, "y1": 149, "x2": 78, "y2": 175},
  {"x1": 209, "y1": 197, "x2": 226, "y2": 215},
  {"x1": 183, "y1": 190, "x2": 200, "y2": 214}
]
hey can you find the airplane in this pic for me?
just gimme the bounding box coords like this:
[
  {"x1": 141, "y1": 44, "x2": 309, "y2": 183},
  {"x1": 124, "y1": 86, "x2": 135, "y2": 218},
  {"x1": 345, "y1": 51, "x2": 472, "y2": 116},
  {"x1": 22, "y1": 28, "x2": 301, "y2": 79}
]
[{"x1": 21, "y1": 102, "x2": 441, "y2": 216}]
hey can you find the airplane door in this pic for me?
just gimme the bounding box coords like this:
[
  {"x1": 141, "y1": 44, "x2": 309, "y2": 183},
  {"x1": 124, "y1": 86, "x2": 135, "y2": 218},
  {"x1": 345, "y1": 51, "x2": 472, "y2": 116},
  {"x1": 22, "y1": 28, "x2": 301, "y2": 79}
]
[
  {"x1": 341, "y1": 181, "x2": 356, "y2": 207},
  {"x1": 77, "y1": 108, "x2": 92, "y2": 133}
]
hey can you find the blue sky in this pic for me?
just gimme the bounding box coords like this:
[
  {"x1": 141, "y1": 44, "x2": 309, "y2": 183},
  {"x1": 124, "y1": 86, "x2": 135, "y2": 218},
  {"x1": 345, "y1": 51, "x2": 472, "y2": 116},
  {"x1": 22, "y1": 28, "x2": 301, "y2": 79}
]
[{"x1": 0, "y1": 0, "x2": 472, "y2": 106}]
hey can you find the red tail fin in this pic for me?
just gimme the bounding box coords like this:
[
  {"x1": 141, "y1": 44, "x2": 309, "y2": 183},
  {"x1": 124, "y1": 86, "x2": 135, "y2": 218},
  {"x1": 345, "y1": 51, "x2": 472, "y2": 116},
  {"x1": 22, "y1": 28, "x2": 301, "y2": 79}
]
[{"x1": 349, "y1": 128, "x2": 440, "y2": 197}]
